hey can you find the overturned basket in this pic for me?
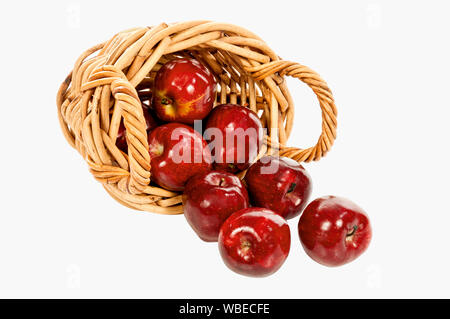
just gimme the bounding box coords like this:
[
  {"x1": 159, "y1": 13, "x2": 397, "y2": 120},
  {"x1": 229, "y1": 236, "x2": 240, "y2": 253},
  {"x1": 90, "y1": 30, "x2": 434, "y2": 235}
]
[{"x1": 57, "y1": 21, "x2": 337, "y2": 215}]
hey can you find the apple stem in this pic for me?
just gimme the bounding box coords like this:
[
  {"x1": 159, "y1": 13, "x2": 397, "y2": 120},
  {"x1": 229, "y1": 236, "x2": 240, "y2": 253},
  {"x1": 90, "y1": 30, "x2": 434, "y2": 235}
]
[
  {"x1": 346, "y1": 225, "x2": 358, "y2": 237},
  {"x1": 287, "y1": 183, "x2": 296, "y2": 193},
  {"x1": 219, "y1": 178, "x2": 225, "y2": 187}
]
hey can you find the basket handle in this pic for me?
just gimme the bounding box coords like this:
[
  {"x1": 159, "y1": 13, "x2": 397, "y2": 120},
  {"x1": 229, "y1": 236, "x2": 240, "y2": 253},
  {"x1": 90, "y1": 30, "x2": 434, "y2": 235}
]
[
  {"x1": 82, "y1": 65, "x2": 151, "y2": 193},
  {"x1": 247, "y1": 61, "x2": 337, "y2": 162}
]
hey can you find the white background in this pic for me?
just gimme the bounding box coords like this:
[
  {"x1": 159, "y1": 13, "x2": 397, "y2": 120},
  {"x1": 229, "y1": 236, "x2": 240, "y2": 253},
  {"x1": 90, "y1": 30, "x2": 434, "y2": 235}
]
[{"x1": 0, "y1": 0, "x2": 449, "y2": 298}]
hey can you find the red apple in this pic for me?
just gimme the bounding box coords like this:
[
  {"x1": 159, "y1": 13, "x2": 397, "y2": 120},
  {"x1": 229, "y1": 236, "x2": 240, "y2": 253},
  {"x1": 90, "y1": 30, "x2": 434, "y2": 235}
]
[
  {"x1": 218, "y1": 207, "x2": 291, "y2": 277},
  {"x1": 183, "y1": 171, "x2": 250, "y2": 242},
  {"x1": 148, "y1": 123, "x2": 212, "y2": 191},
  {"x1": 205, "y1": 104, "x2": 263, "y2": 173},
  {"x1": 298, "y1": 196, "x2": 372, "y2": 267},
  {"x1": 116, "y1": 104, "x2": 158, "y2": 153},
  {"x1": 152, "y1": 58, "x2": 217, "y2": 124},
  {"x1": 245, "y1": 156, "x2": 312, "y2": 220}
]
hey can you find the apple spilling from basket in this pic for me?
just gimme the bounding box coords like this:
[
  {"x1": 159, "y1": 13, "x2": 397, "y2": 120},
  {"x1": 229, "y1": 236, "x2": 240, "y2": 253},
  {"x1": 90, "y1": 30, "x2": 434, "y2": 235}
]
[{"x1": 122, "y1": 57, "x2": 372, "y2": 277}]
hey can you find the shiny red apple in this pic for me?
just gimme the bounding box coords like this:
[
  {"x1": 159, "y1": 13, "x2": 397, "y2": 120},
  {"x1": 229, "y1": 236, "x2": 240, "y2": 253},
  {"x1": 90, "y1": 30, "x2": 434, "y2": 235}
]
[
  {"x1": 245, "y1": 156, "x2": 312, "y2": 220},
  {"x1": 205, "y1": 104, "x2": 263, "y2": 173},
  {"x1": 218, "y1": 207, "x2": 291, "y2": 277},
  {"x1": 183, "y1": 171, "x2": 250, "y2": 242},
  {"x1": 298, "y1": 196, "x2": 372, "y2": 267},
  {"x1": 116, "y1": 104, "x2": 158, "y2": 153},
  {"x1": 148, "y1": 123, "x2": 212, "y2": 191},
  {"x1": 152, "y1": 58, "x2": 217, "y2": 124}
]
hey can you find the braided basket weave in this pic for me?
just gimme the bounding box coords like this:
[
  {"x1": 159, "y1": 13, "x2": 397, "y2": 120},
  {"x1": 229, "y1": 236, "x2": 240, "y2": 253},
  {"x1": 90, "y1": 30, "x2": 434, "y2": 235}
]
[{"x1": 57, "y1": 21, "x2": 337, "y2": 215}]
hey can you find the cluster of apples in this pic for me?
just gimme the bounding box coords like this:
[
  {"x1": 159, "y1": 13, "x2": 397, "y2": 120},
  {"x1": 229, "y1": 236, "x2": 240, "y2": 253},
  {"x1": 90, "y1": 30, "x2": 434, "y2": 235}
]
[{"x1": 118, "y1": 58, "x2": 372, "y2": 277}]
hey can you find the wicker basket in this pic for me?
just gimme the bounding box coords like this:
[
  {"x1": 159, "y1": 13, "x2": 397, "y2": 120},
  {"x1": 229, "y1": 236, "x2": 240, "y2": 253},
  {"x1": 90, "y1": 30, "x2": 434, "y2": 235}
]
[{"x1": 56, "y1": 21, "x2": 337, "y2": 215}]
